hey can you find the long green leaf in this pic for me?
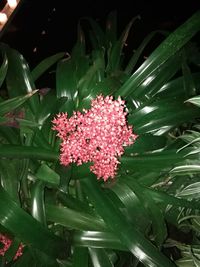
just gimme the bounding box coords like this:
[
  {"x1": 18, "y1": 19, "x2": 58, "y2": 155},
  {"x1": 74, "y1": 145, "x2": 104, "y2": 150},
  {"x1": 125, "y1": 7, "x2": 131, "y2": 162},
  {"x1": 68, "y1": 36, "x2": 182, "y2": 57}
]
[
  {"x1": 110, "y1": 182, "x2": 150, "y2": 231},
  {"x1": 2, "y1": 45, "x2": 39, "y2": 114},
  {"x1": 0, "y1": 186, "x2": 67, "y2": 258},
  {"x1": 125, "y1": 31, "x2": 167, "y2": 75},
  {"x1": 0, "y1": 50, "x2": 8, "y2": 88},
  {"x1": 82, "y1": 176, "x2": 176, "y2": 267},
  {"x1": 0, "y1": 159, "x2": 19, "y2": 202},
  {"x1": 0, "y1": 90, "x2": 37, "y2": 116},
  {"x1": 89, "y1": 247, "x2": 114, "y2": 267},
  {"x1": 31, "y1": 181, "x2": 46, "y2": 225},
  {"x1": 107, "y1": 16, "x2": 140, "y2": 72},
  {"x1": 0, "y1": 145, "x2": 58, "y2": 161},
  {"x1": 46, "y1": 204, "x2": 107, "y2": 231},
  {"x1": 73, "y1": 230, "x2": 126, "y2": 251},
  {"x1": 115, "y1": 11, "x2": 200, "y2": 97},
  {"x1": 186, "y1": 95, "x2": 200, "y2": 107},
  {"x1": 31, "y1": 52, "x2": 65, "y2": 82},
  {"x1": 120, "y1": 150, "x2": 186, "y2": 172}
]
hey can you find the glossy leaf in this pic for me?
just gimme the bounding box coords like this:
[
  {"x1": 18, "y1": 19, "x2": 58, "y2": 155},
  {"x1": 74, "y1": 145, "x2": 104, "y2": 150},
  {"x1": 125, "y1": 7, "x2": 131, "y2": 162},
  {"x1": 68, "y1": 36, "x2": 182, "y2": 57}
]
[
  {"x1": 110, "y1": 182, "x2": 150, "y2": 231},
  {"x1": 0, "y1": 145, "x2": 58, "y2": 161},
  {"x1": 0, "y1": 90, "x2": 37, "y2": 116},
  {"x1": 31, "y1": 180, "x2": 46, "y2": 225},
  {"x1": 31, "y1": 52, "x2": 65, "y2": 82},
  {"x1": 73, "y1": 230, "x2": 127, "y2": 252},
  {"x1": 124, "y1": 134, "x2": 167, "y2": 154},
  {"x1": 125, "y1": 30, "x2": 166, "y2": 75},
  {"x1": 128, "y1": 98, "x2": 199, "y2": 135},
  {"x1": 3, "y1": 45, "x2": 39, "y2": 114},
  {"x1": 186, "y1": 95, "x2": 200, "y2": 107},
  {"x1": 81, "y1": 176, "x2": 176, "y2": 267},
  {"x1": 133, "y1": 53, "x2": 182, "y2": 100},
  {"x1": 0, "y1": 50, "x2": 8, "y2": 88},
  {"x1": 120, "y1": 149, "x2": 187, "y2": 173},
  {"x1": 170, "y1": 165, "x2": 200, "y2": 175},
  {"x1": 107, "y1": 16, "x2": 140, "y2": 73},
  {"x1": 0, "y1": 159, "x2": 19, "y2": 203},
  {"x1": 36, "y1": 163, "x2": 60, "y2": 186},
  {"x1": 116, "y1": 11, "x2": 200, "y2": 97},
  {"x1": 71, "y1": 22, "x2": 86, "y2": 60},
  {"x1": 46, "y1": 204, "x2": 107, "y2": 231},
  {"x1": 175, "y1": 181, "x2": 200, "y2": 199},
  {"x1": 0, "y1": 186, "x2": 67, "y2": 257},
  {"x1": 89, "y1": 247, "x2": 114, "y2": 267},
  {"x1": 119, "y1": 179, "x2": 167, "y2": 247},
  {"x1": 125, "y1": 177, "x2": 200, "y2": 211},
  {"x1": 36, "y1": 90, "x2": 67, "y2": 126},
  {"x1": 56, "y1": 57, "x2": 77, "y2": 100}
]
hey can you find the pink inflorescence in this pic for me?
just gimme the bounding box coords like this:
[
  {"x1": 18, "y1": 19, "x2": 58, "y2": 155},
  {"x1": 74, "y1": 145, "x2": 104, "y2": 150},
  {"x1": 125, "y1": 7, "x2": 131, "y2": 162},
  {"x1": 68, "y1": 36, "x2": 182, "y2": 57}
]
[
  {"x1": 0, "y1": 234, "x2": 24, "y2": 260},
  {"x1": 52, "y1": 95, "x2": 138, "y2": 181}
]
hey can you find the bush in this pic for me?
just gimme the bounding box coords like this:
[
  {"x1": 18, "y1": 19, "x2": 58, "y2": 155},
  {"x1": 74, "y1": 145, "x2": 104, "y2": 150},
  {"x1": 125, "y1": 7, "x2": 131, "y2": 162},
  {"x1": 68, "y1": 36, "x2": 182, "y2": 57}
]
[{"x1": 0, "y1": 10, "x2": 200, "y2": 267}]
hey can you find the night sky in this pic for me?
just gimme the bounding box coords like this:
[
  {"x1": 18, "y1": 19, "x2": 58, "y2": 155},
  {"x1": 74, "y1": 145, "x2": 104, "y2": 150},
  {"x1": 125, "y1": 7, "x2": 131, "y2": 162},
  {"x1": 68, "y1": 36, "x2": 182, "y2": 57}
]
[{"x1": 1, "y1": 0, "x2": 200, "y2": 67}]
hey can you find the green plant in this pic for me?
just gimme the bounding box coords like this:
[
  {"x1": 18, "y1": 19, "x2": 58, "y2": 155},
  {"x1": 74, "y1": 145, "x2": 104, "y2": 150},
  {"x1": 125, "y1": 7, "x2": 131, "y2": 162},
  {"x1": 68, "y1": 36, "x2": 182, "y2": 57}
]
[{"x1": 0, "y1": 10, "x2": 200, "y2": 267}]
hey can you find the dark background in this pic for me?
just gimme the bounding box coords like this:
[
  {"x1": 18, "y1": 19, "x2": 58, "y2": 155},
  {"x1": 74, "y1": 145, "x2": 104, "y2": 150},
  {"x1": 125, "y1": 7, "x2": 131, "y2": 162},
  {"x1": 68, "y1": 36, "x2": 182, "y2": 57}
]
[{"x1": 1, "y1": 0, "x2": 200, "y2": 67}]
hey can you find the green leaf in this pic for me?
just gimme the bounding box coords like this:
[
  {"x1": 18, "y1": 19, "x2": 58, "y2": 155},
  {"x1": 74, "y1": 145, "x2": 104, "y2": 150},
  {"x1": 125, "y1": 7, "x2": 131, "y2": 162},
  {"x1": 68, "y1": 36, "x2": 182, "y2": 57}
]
[
  {"x1": 170, "y1": 165, "x2": 200, "y2": 175},
  {"x1": 36, "y1": 163, "x2": 60, "y2": 186},
  {"x1": 0, "y1": 126, "x2": 21, "y2": 144},
  {"x1": 81, "y1": 176, "x2": 176, "y2": 267},
  {"x1": 89, "y1": 247, "x2": 114, "y2": 267},
  {"x1": 124, "y1": 134, "x2": 167, "y2": 154},
  {"x1": 133, "y1": 52, "x2": 182, "y2": 100},
  {"x1": 182, "y1": 49, "x2": 197, "y2": 96},
  {"x1": 12, "y1": 247, "x2": 60, "y2": 267},
  {"x1": 186, "y1": 95, "x2": 200, "y2": 107},
  {"x1": 126, "y1": 177, "x2": 200, "y2": 211},
  {"x1": 110, "y1": 182, "x2": 150, "y2": 231},
  {"x1": 121, "y1": 179, "x2": 167, "y2": 247},
  {"x1": 0, "y1": 145, "x2": 58, "y2": 161},
  {"x1": 73, "y1": 230, "x2": 126, "y2": 251},
  {"x1": 0, "y1": 90, "x2": 37, "y2": 116},
  {"x1": 129, "y1": 99, "x2": 199, "y2": 135},
  {"x1": 0, "y1": 186, "x2": 67, "y2": 258},
  {"x1": 4, "y1": 236, "x2": 21, "y2": 262},
  {"x1": 83, "y1": 17, "x2": 105, "y2": 49},
  {"x1": 115, "y1": 11, "x2": 200, "y2": 97},
  {"x1": 72, "y1": 247, "x2": 88, "y2": 267},
  {"x1": 107, "y1": 16, "x2": 140, "y2": 73},
  {"x1": 45, "y1": 204, "x2": 106, "y2": 231},
  {"x1": 56, "y1": 57, "x2": 77, "y2": 100},
  {"x1": 120, "y1": 150, "x2": 186, "y2": 173},
  {"x1": 71, "y1": 22, "x2": 86, "y2": 60},
  {"x1": 0, "y1": 159, "x2": 19, "y2": 202},
  {"x1": 125, "y1": 30, "x2": 167, "y2": 75},
  {"x1": 3, "y1": 45, "x2": 39, "y2": 114},
  {"x1": 36, "y1": 90, "x2": 67, "y2": 126},
  {"x1": 31, "y1": 52, "x2": 65, "y2": 82},
  {"x1": 175, "y1": 181, "x2": 200, "y2": 199},
  {"x1": 30, "y1": 180, "x2": 46, "y2": 225},
  {"x1": 0, "y1": 50, "x2": 8, "y2": 88}
]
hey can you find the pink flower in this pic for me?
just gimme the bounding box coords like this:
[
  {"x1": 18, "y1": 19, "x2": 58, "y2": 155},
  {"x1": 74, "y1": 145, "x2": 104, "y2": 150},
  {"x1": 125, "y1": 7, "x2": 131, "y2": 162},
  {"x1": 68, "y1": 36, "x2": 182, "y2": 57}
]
[
  {"x1": 0, "y1": 234, "x2": 24, "y2": 260},
  {"x1": 52, "y1": 95, "x2": 137, "y2": 181}
]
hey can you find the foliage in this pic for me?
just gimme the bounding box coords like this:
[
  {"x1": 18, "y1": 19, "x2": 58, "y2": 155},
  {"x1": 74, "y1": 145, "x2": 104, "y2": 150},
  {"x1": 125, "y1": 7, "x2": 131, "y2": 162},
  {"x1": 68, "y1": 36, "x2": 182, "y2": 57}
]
[{"x1": 0, "y1": 10, "x2": 200, "y2": 267}]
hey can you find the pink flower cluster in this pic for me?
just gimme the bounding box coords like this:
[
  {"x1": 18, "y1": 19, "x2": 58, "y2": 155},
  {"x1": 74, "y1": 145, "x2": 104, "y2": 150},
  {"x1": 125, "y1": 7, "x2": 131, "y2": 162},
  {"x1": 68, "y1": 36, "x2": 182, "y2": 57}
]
[
  {"x1": 0, "y1": 234, "x2": 23, "y2": 260},
  {"x1": 52, "y1": 95, "x2": 137, "y2": 181}
]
